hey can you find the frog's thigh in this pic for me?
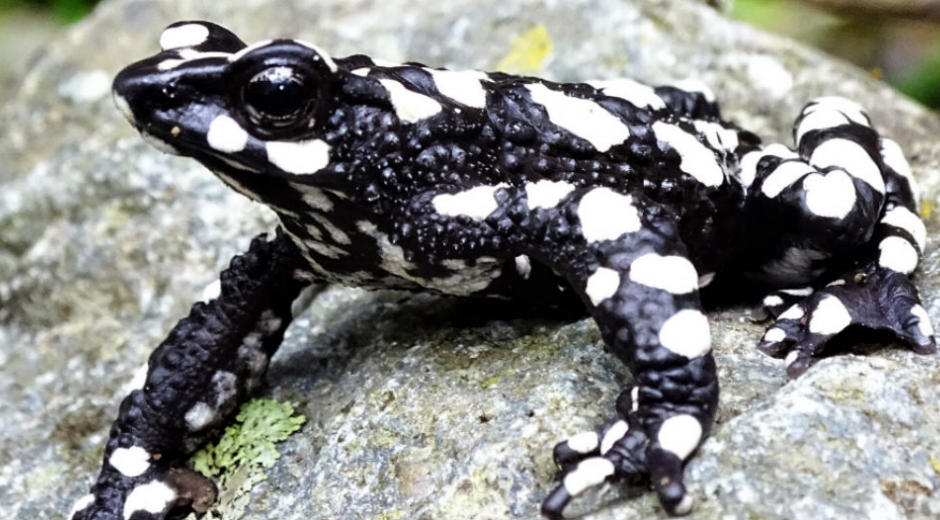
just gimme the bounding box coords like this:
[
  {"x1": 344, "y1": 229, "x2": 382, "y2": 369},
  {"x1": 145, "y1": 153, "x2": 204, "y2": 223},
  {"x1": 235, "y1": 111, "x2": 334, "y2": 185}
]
[{"x1": 741, "y1": 109, "x2": 888, "y2": 284}]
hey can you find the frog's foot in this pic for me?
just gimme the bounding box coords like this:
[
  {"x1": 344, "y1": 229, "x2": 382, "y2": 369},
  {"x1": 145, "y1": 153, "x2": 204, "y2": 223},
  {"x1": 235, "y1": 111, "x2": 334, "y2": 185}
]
[
  {"x1": 70, "y1": 465, "x2": 216, "y2": 520},
  {"x1": 543, "y1": 384, "x2": 702, "y2": 519},
  {"x1": 758, "y1": 265, "x2": 936, "y2": 377},
  {"x1": 542, "y1": 421, "x2": 650, "y2": 520}
]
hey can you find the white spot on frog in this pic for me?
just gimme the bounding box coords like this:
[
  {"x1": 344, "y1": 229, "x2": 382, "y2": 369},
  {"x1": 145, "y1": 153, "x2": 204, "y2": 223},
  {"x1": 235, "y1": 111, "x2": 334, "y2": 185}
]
[
  {"x1": 738, "y1": 150, "x2": 763, "y2": 187},
  {"x1": 514, "y1": 254, "x2": 532, "y2": 279},
  {"x1": 123, "y1": 480, "x2": 178, "y2": 520},
  {"x1": 585, "y1": 267, "x2": 620, "y2": 306},
  {"x1": 763, "y1": 295, "x2": 785, "y2": 308},
  {"x1": 185, "y1": 402, "x2": 217, "y2": 432},
  {"x1": 589, "y1": 78, "x2": 667, "y2": 110},
  {"x1": 160, "y1": 23, "x2": 210, "y2": 51},
  {"x1": 201, "y1": 279, "x2": 222, "y2": 303},
  {"x1": 563, "y1": 457, "x2": 615, "y2": 496},
  {"x1": 779, "y1": 286, "x2": 813, "y2": 297},
  {"x1": 600, "y1": 420, "x2": 629, "y2": 455},
  {"x1": 427, "y1": 69, "x2": 489, "y2": 108},
  {"x1": 577, "y1": 187, "x2": 642, "y2": 243},
  {"x1": 657, "y1": 414, "x2": 703, "y2": 459},
  {"x1": 525, "y1": 179, "x2": 575, "y2": 210},
  {"x1": 808, "y1": 295, "x2": 852, "y2": 335},
  {"x1": 880, "y1": 139, "x2": 919, "y2": 201},
  {"x1": 693, "y1": 120, "x2": 739, "y2": 152},
  {"x1": 652, "y1": 122, "x2": 724, "y2": 187},
  {"x1": 784, "y1": 350, "x2": 800, "y2": 368},
  {"x1": 910, "y1": 304, "x2": 935, "y2": 338},
  {"x1": 878, "y1": 236, "x2": 919, "y2": 274},
  {"x1": 265, "y1": 139, "x2": 331, "y2": 175},
  {"x1": 802, "y1": 169, "x2": 857, "y2": 219},
  {"x1": 207, "y1": 115, "x2": 249, "y2": 153},
  {"x1": 432, "y1": 183, "x2": 507, "y2": 220},
  {"x1": 629, "y1": 253, "x2": 698, "y2": 295},
  {"x1": 525, "y1": 82, "x2": 631, "y2": 152},
  {"x1": 378, "y1": 78, "x2": 443, "y2": 122},
  {"x1": 70, "y1": 494, "x2": 95, "y2": 517},
  {"x1": 291, "y1": 183, "x2": 334, "y2": 212},
  {"x1": 658, "y1": 310, "x2": 711, "y2": 359},
  {"x1": 565, "y1": 431, "x2": 600, "y2": 454},
  {"x1": 109, "y1": 446, "x2": 151, "y2": 477},
  {"x1": 804, "y1": 97, "x2": 870, "y2": 126},
  {"x1": 777, "y1": 304, "x2": 805, "y2": 321},
  {"x1": 763, "y1": 327, "x2": 787, "y2": 343}
]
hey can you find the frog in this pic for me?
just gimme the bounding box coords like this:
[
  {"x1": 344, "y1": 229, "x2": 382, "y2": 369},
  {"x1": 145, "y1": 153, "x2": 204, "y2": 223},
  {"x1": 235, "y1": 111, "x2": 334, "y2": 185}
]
[{"x1": 69, "y1": 20, "x2": 936, "y2": 520}]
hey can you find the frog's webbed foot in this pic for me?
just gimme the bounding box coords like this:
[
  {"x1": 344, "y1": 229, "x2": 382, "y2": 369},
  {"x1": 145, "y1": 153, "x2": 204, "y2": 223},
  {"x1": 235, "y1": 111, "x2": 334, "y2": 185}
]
[
  {"x1": 70, "y1": 465, "x2": 216, "y2": 520},
  {"x1": 542, "y1": 397, "x2": 650, "y2": 519},
  {"x1": 759, "y1": 264, "x2": 936, "y2": 377}
]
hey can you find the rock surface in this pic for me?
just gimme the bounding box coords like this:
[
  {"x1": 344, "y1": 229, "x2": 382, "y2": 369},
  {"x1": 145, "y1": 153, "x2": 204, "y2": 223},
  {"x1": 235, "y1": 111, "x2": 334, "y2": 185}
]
[{"x1": 1, "y1": 0, "x2": 938, "y2": 519}]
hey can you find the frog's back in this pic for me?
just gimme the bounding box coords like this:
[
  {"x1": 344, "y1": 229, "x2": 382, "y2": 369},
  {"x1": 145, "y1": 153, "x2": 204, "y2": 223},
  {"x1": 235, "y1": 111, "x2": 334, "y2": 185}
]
[{"x1": 323, "y1": 57, "x2": 759, "y2": 274}]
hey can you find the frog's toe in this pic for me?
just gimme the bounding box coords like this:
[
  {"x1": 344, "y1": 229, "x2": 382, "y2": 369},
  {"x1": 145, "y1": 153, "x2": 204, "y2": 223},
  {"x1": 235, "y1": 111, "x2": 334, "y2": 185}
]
[
  {"x1": 896, "y1": 302, "x2": 936, "y2": 354},
  {"x1": 551, "y1": 419, "x2": 629, "y2": 472},
  {"x1": 543, "y1": 422, "x2": 651, "y2": 519}
]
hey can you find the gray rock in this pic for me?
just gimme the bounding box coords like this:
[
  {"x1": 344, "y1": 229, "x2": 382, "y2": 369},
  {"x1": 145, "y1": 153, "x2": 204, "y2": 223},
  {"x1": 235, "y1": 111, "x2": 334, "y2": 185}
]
[{"x1": 1, "y1": 0, "x2": 938, "y2": 519}]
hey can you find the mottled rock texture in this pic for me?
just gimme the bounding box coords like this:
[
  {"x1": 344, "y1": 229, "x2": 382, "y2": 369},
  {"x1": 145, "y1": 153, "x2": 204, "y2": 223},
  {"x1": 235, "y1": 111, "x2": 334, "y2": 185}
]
[{"x1": 1, "y1": 1, "x2": 938, "y2": 519}]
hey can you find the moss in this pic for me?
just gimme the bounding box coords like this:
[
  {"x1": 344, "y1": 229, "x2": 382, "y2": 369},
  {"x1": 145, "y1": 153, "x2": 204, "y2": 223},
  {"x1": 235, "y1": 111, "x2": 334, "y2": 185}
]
[{"x1": 188, "y1": 398, "x2": 306, "y2": 518}]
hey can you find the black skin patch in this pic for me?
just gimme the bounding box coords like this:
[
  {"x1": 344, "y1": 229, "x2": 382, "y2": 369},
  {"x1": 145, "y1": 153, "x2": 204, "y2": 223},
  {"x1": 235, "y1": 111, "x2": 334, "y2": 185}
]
[{"x1": 74, "y1": 20, "x2": 935, "y2": 520}]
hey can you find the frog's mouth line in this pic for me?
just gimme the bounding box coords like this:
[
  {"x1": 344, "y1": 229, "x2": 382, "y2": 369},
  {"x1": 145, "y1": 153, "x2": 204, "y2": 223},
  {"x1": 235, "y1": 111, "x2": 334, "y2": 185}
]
[{"x1": 139, "y1": 130, "x2": 183, "y2": 156}]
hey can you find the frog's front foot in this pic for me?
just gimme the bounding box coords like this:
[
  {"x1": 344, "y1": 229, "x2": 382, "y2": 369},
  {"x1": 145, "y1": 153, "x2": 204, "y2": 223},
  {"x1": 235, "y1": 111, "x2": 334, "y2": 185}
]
[
  {"x1": 759, "y1": 264, "x2": 936, "y2": 377},
  {"x1": 542, "y1": 417, "x2": 651, "y2": 520},
  {"x1": 541, "y1": 383, "x2": 707, "y2": 518},
  {"x1": 70, "y1": 460, "x2": 217, "y2": 520}
]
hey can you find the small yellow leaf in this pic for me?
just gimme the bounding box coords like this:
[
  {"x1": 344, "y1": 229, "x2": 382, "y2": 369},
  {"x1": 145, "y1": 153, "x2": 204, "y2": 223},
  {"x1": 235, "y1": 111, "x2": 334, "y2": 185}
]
[
  {"x1": 496, "y1": 25, "x2": 553, "y2": 75},
  {"x1": 920, "y1": 199, "x2": 934, "y2": 219}
]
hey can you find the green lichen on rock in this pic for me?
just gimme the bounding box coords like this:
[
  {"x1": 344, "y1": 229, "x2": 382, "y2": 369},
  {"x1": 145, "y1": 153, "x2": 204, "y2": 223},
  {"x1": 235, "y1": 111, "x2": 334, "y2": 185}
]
[{"x1": 188, "y1": 398, "x2": 306, "y2": 518}]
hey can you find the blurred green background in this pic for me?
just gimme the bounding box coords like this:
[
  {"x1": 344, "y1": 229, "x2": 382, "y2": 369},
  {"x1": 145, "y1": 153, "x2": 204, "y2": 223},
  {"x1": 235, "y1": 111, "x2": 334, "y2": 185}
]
[{"x1": 1, "y1": 0, "x2": 940, "y2": 107}]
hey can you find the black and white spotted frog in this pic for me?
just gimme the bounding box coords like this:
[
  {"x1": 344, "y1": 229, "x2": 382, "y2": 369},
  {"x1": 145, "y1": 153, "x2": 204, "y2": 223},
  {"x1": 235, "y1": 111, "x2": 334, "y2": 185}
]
[{"x1": 70, "y1": 21, "x2": 936, "y2": 520}]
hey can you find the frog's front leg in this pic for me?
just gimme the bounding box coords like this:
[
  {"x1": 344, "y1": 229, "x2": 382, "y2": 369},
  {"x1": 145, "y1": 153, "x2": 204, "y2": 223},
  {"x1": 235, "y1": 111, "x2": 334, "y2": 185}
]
[
  {"x1": 70, "y1": 231, "x2": 312, "y2": 520},
  {"x1": 742, "y1": 98, "x2": 936, "y2": 377},
  {"x1": 497, "y1": 188, "x2": 717, "y2": 518}
]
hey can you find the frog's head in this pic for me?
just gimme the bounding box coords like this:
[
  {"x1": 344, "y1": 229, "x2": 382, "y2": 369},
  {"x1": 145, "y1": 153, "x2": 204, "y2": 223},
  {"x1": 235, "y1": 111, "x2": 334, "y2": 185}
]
[{"x1": 113, "y1": 21, "x2": 339, "y2": 177}]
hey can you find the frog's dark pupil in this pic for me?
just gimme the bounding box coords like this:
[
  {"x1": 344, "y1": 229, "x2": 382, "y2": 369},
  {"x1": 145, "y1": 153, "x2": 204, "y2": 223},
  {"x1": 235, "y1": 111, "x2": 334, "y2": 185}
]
[{"x1": 244, "y1": 66, "x2": 312, "y2": 125}]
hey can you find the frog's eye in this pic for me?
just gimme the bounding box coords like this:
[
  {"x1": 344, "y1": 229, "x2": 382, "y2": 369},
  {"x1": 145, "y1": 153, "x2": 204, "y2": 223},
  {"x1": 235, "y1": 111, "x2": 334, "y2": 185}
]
[{"x1": 242, "y1": 66, "x2": 317, "y2": 131}]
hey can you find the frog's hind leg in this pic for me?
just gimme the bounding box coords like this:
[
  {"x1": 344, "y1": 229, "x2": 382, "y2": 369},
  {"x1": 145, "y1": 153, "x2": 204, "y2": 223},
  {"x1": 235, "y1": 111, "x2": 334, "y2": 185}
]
[
  {"x1": 508, "y1": 188, "x2": 717, "y2": 518},
  {"x1": 741, "y1": 97, "x2": 935, "y2": 377}
]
